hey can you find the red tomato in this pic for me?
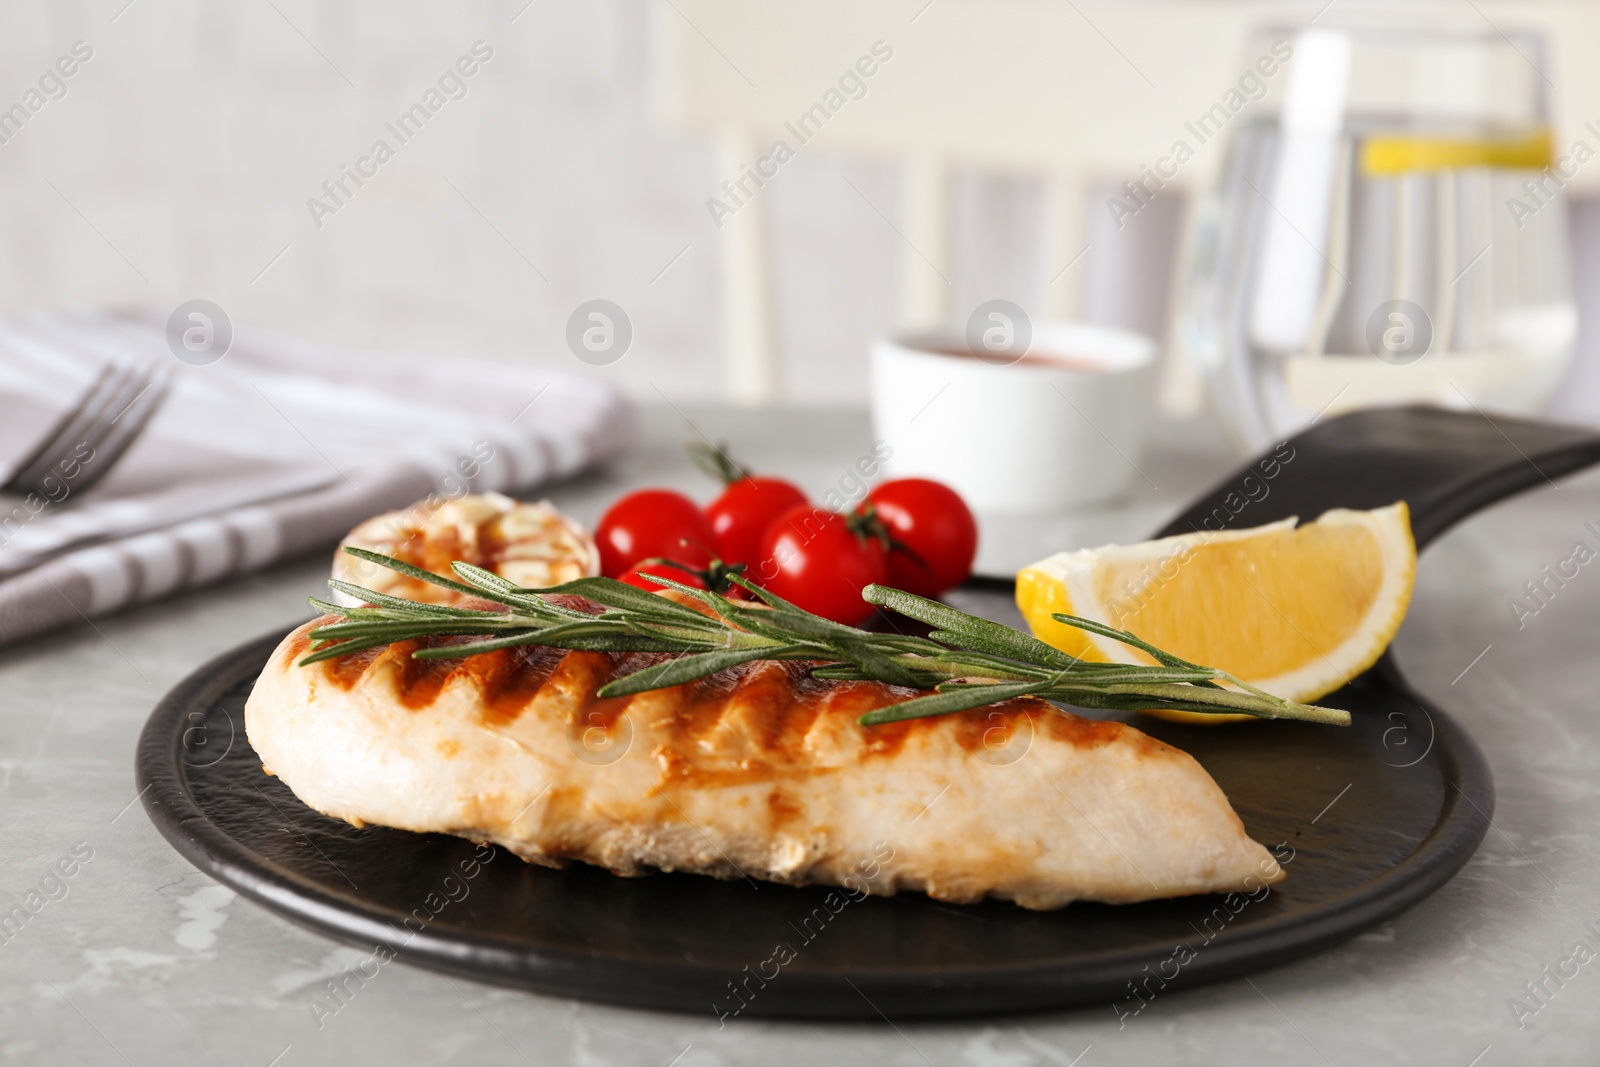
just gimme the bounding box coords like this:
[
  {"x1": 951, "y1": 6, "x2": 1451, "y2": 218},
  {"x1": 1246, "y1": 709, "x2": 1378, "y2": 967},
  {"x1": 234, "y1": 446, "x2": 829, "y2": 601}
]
[
  {"x1": 863, "y1": 479, "x2": 978, "y2": 597},
  {"x1": 595, "y1": 489, "x2": 714, "y2": 578},
  {"x1": 754, "y1": 506, "x2": 887, "y2": 625},
  {"x1": 706, "y1": 475, "x2": 808, "y2": 568},
  {"x1": 619, "y1": 559, "x2": 707, "y2": 592}
]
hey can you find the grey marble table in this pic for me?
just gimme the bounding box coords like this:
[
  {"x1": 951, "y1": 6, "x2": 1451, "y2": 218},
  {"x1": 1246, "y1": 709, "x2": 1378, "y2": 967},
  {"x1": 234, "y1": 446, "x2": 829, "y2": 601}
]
[{"x1": 1, "y1": 405, "x2": 1597, "y2": 1066}]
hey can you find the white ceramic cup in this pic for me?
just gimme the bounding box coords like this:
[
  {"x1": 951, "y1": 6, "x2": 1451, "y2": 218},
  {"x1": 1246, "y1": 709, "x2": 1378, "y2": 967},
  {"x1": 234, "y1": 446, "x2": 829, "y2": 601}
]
[{"x1": 870, "y1": 321, "x2": 1156, "y2": 514}]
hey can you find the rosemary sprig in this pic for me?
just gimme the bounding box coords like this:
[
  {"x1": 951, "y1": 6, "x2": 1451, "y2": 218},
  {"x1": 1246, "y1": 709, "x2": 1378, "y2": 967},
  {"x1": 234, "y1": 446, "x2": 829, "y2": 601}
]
[{"x1": 300, "y1": 547, "x2": 1351, "y2": 728}]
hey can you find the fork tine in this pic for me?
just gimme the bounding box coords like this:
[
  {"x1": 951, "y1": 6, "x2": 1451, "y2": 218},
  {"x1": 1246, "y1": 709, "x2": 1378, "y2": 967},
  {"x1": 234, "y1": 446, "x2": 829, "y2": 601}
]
[
  {"x1": 65, "y1": 367, "x2": 172, "y2": 496},
  {"x1": 76, "y1": 363, "x2": 154, "y2": 453},
  {"x1": 0, "y1": 361, "x2": 136, "y2": 494},
  {"x1": 49, "y1": 362, "x2": 153, "y2": 491}
]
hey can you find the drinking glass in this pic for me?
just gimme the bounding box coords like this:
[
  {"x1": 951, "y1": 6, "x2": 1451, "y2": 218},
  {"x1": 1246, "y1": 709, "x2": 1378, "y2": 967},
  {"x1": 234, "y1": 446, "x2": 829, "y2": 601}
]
[{"x1": 1179, "y1": 12, "x2": 1575, "y2": 452}]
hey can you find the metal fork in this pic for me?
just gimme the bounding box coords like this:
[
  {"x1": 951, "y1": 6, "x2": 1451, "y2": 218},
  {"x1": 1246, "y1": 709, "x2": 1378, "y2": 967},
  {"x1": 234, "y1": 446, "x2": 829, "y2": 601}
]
[{"x1": 1, "y1": 359, "x2": 173, "y2": 498}]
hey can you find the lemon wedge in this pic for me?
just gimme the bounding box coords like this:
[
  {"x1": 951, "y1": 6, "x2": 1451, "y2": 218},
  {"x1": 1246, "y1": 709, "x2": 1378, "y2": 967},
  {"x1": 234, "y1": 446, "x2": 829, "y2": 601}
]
[{"x1": 1016, "y1": 502, "x2": 1416, "y2": 720}]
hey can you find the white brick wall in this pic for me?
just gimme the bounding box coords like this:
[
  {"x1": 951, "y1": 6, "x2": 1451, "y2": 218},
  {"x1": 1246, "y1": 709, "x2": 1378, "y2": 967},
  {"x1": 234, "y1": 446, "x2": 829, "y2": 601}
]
[
  {"x1": 0, "y1": 1, "x2": 1189, "y2": 407},
  {"x1": 0, "y1": 3, "x2": 693, "y2": 399}
]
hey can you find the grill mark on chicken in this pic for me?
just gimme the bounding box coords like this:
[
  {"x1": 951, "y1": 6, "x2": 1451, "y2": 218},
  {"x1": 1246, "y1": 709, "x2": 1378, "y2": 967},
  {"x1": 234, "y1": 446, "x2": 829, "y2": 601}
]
[
  {"x1": 328, "y1": 645, "x2": 386, "y2": 690},
  {"x1": 462, "y1": 645, "x2": 569, "y2": 725},
  {"x1": 393, "y1": 642, "x2": 461, "y2": 709}
]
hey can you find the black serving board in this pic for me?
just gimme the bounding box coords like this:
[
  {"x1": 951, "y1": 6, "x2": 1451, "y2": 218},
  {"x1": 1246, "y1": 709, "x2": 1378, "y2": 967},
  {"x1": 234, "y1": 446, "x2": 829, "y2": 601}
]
[{"x1": 137, "y1": 407, "x2": 1600, "y2": 1019}]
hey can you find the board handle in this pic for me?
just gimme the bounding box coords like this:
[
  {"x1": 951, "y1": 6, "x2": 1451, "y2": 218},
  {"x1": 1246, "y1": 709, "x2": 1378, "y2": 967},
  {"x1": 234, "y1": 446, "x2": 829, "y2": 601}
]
[{"x1": 1156, "y1": 406, "x2": 1600, "y2": 549}]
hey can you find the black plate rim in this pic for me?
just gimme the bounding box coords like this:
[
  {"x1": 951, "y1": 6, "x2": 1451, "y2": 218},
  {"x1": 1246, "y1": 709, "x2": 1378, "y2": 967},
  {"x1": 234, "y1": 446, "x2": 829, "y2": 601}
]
[{"x1": 136, "y1": 615, "x2": 1494, "y2": 1020}]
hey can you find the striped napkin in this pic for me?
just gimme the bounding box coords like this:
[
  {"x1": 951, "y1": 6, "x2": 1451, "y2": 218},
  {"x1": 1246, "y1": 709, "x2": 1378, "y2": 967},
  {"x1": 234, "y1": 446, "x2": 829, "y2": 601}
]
[{"x1": 0, "y1": 311, "x2": 635, "y2": 647}]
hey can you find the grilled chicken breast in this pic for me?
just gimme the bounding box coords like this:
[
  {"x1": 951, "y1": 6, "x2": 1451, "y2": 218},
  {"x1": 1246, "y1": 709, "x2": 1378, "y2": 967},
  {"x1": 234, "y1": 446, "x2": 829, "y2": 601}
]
[{"x1": 246, "y1": 614, "x2": 1285, "y2": 909}]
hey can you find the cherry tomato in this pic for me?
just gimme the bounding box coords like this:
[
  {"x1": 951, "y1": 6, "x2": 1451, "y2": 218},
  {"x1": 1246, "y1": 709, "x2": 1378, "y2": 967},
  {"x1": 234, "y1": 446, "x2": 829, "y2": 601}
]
[
  {"x1": 595, "y1": 489, "x2": 714, "y2": 578},
  {"x1": 706, "y1": 475, "x2": 808, "y2": 568},
  {"x1": 755, "y1": 506, "x2": 887, "y2": 625},
  {"x1": 619, "y1": 559, "x2": 707, "y2": 592},
  {"x1": 863, "y1": 478, "x2": 978, "y2": 597}
]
